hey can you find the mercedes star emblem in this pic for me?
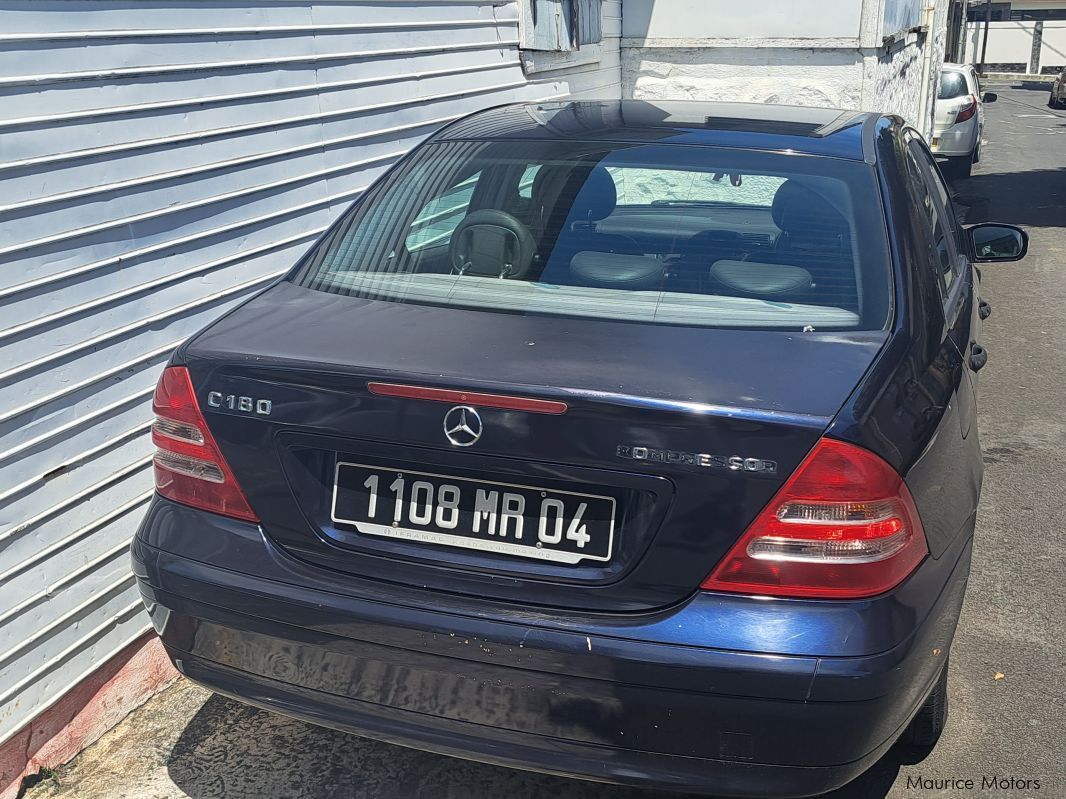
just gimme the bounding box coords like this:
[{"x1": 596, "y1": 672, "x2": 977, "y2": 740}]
[{"x1": 443, "y1": 405, "x2": 482, "y2": 447}]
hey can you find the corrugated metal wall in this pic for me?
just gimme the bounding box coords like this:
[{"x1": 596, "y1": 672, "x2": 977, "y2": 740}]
[{"x1": 0, "y1": 0, "x2": 621, "y2": 746}]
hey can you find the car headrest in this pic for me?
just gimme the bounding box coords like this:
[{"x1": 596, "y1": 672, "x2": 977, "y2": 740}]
[
  {"x1": 709, "y1": 260, "x2": 814, "y2": 298},
  {"x1": 771, "y1": 180, "x2": 848, "y2": 237},
  {"x1": 569, "y1": 166, "x2": 618, "y2": 223},
  {"x1": 570, "y1": 251, "x2": 664, "y2": 290},
  {"x1": 531, "y1": 165, "x2": 618, "y2": 223},
  {"x1": 531, "y1": 164, "x2": 562, "y2": 208},
  {"x1": 449, "y1": 210, "x2": 536, "y2": 279}
]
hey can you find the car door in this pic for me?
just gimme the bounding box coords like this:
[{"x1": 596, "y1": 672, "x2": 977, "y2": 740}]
[
  {"x1": 910, "y1": 134, "x2": 983, "y2": 360},
  {"x1": 902, "y1": 130, "x2": 979, "y2": 439}
]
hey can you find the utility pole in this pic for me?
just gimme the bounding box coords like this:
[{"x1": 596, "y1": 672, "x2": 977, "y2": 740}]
[{"x1": 979, "y1": 0, "x2": 992, "y2": 75}]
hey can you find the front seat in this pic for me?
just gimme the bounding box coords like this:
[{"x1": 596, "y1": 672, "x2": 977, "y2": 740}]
[
  {"x1": 449, "y1": 210, "x2": 536, "y2": 279},
  {"x1": 761, "y1": 180, "x2": 857, "y2": 308},
  {"x1": 535, "y1": 165, "x2": 645, "y2": 284}
]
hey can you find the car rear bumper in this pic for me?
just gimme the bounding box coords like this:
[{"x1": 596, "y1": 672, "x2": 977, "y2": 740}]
[
  {"x1": 172, "y1": 651, "x2": 877, "y2": 799},
  {"x1": 132, "y1": 498, "x2": 973, "y2": 798},
  {"x1": 931, "y1": 118, "x2": 979, "y2": 157}
]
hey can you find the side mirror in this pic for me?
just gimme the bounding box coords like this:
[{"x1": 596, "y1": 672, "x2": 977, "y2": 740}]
[
  {"x1": 967, "y1": 223, "x2": 1028, "y2": 263},
  {"x1": 982, "y1": 92, "x2": 998, "y2": 103}
]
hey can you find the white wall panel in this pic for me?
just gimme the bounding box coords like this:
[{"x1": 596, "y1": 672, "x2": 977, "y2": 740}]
[
  {"x1": 1041, "y1": 21, "x2": 1066, "y2": 70},
  {"x1": 0, "y1": 0, "x2": 621, "y2": 747},
  {"x1": 965, "y1": 21, "x2": 1038, "y2": 66},
  {"x1": 621, "y1": 0, "x2": 947, "y2": 135},
  {"x1": 622, "y1": 0, "x2": 863, "y2": 41}
]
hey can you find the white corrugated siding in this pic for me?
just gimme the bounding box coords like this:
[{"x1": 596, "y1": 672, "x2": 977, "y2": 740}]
[{"x1": 0, "y1": 0, "x2": 621, "y2": 745}]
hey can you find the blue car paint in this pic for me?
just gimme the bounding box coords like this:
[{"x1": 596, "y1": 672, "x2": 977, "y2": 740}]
[
  {"x1": 179, "y1": 288, "x2": 890, "y2": 612},
  {"x1": 828, "y1": 119, "x2": 984, "y2": 559},
  {"x1": 131, "y1": 498, "x2": 972, "y2": 796},
  {"x1": 133, "y1": 102, "x2": 987, "y2": 797}
]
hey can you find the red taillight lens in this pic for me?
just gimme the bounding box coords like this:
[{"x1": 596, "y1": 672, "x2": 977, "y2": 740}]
[
  {"x1": 151, "y1": 366, "x2": 258, "y2": 522},
  {"x1": 701, "y1": 438, "x2": 927, "y2": 599},
  {"x1": 955, "y1": 96, "x2": 978, "y2": 124}
]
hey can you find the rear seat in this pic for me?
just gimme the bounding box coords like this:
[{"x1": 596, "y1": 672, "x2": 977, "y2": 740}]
[{"x1": 709, "y1": 260, "x2": 814, "y2": 301}]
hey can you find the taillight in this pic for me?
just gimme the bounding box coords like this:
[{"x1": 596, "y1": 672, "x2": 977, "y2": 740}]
[
  {"x1": 955, "y1": 95, "x2": 978, "y2": 124},
  {"x1": 701, "y1": 438, "x2": 927, "y2": 599},
  {"x1": 151, "y1": 366, "x2": 258, "y2": 522}
]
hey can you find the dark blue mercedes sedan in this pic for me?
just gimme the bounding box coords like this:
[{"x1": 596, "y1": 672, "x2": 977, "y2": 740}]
[{"x1": 133, "y1": 101, "x2": 1028, "y2": 797}]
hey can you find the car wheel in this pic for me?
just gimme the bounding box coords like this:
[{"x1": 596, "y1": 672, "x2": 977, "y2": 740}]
[
  {"x1": 1050, "y1": 93, "x2": 1060, "y2": 109},
  {"x1": 900, "y1": 660, "x2": 949, "y2": 749},
  {"x1": 972, "y1": 139, "x2": 982, "y2": 164}
]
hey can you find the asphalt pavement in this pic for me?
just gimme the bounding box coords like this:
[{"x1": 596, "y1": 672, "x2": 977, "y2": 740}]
[{"x1": 25, "y1": 84, "x2": 1066, "y2": 799}]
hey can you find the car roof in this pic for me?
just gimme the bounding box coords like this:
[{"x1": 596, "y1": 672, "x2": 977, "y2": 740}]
[
  {"x1": 941, "y1": 63, "x2": 972, "y2": 73},
  {"x1": 433, "y1": 100, "x2": 883, "y2": 162}
]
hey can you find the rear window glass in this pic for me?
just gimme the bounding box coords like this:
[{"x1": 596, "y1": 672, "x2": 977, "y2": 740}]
[
  {"x1": 939, "y1": 71, "x2": 968, "y2": 99},
  {"x1": 295, "y1": 139, "x2": 891, "y2": 331}
]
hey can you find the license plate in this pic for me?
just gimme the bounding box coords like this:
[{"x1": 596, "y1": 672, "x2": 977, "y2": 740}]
[{"x1": 331, "y1": 462, "x2": 616, "y2": 564}]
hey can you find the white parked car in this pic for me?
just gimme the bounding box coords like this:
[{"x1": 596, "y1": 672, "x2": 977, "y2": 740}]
[
  {"x1": 931, "y1": 63, "x2": 986, "y2": 179},
  {"x1": 1049, "y1": 69, "x2": 1066, "y2": 108}
]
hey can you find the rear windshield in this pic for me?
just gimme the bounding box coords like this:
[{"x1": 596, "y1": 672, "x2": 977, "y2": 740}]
[
  {"x1": 939, "y1": 70, "x2": 969, "y2": 99},
  {"x1": 294, "y1": 139, "x2": 891, "y2": 331}
]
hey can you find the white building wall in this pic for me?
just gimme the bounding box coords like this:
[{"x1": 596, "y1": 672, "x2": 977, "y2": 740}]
[
  {"x1": 0, "y1": 0, "x2": 620, "y2": 748},
  {"x1": 866, "y1": 0, "x2": 949, "y2": 130},
  {"x1": 623, "y1": 48, "x2": 866, "y2": 109},
  {"x1": 622, "y1": 0, "x2": 949, "y2": 138},
  {"x1": 622, "y1": 0, "x2": 864, "y2": 40},
  {"x1": 864, "y1": 42, "x2": 929, "y2": 129},
  {"x1": 965, "y1": 20, "x2": 1039, "y2": 66},
  {"x1": 1011, "y1": 1, "x2": 1066, "y2": 9},
  {"x1": 1040, "y1": 22, "x2": 1066, "y2": 71},
  {"x1": 963, "y1": 19, "x2": 1066, "y2": 73}
]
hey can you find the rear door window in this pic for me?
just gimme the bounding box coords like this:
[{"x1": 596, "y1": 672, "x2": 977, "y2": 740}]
[
  {"x1": 903, "y1": 135, "x2": 964, "y2": 296},
  {"x1": 405, "y1": 172, "x2": 480, "y2": 252},
  {"x1": 519, "y1": 164, "x2": 541, "y2": 199}
]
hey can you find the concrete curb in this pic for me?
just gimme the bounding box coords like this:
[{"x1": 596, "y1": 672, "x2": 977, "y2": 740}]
[
  {"x1": 980, "y1": 73, "x2": 1053, "y2": 83},
  {"x1": 0, "y1": 634, "x2": 176, "y2": 799}
]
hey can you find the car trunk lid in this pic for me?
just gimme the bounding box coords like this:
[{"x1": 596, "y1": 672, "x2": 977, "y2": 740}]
[{"x1": 181, "y1": 281, "x2": 887, "y2": 612}]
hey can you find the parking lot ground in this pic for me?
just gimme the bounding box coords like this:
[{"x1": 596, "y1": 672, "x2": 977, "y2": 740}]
[{"x1": 23, "y1": 83, "x2": 1066, "y2": 799}]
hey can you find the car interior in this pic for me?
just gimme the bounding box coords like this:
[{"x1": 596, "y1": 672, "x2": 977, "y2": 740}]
[
  {"x1": 398, "y1": 160, "x2": 863, "y2": 316},
  {"x1": 308, "y1": 146, "x2": 877, "y2": 330}
]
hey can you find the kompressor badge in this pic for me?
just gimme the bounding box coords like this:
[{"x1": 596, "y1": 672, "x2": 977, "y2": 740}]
[{"x1": 616, "y1": 445, "x2": 777, "y2": 474}]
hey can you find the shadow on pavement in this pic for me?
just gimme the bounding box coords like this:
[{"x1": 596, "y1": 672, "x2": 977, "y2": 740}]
[
  {"x1": 949, "y1": 167, "x2": 1066, "y2": 228},
  {"x1": 167, "y1": 694, "x2": 932, "y2": 799}
]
